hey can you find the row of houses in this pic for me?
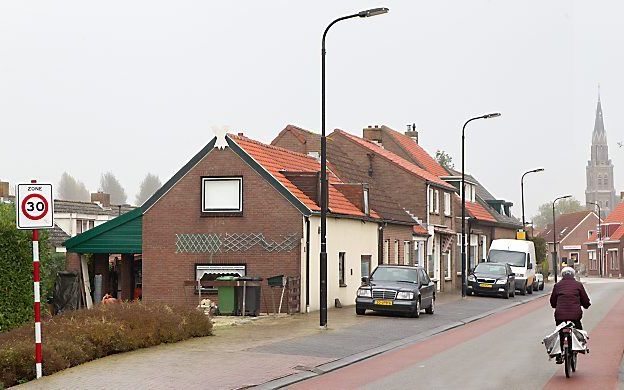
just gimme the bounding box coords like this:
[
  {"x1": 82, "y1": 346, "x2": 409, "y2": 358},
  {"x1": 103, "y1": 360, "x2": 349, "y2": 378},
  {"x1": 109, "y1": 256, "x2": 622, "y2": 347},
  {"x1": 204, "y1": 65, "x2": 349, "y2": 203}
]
[
  {"x1": 59, "y1": 124, "x2": 523, "y2": 313},
  {"x1": 539, "y1": 200, "x2": 624, "y2": 278}
]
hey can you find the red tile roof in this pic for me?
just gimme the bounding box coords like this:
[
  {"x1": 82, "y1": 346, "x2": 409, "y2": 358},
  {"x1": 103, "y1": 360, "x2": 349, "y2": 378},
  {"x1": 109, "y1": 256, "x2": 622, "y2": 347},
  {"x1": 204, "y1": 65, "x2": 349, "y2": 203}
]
[
  {"x1": 413, "y1": 224, "x2": 429, "y2": 236},
  {"x1": 587, "y1": 202, "x2": 624, "y2": 242},
  {"x1": 231, "y1": 135, "x2": 378, "y2": 219},
  {"x1": 383, "y1": 127, "x2": 449, "y2": 177},
  {"x1": 465, "y1": 200, "x2": 497, "y2": 222},
  {"x1": 543, "y1": 211, "x2": 597, "y2": 242},
  {"x1": 332, "y1": 130, "x2": 455, "y2": 190}
]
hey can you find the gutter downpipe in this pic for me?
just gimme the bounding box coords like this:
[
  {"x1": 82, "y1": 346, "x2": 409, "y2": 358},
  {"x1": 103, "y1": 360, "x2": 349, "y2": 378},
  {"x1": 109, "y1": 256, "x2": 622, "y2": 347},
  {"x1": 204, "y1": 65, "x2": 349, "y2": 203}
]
[
  {"x1": 305, "y1": 216, "x2": 310, "y2": 312},
  {"x1": 425, "y1": 182, "x2": 431, "y2": 269}
]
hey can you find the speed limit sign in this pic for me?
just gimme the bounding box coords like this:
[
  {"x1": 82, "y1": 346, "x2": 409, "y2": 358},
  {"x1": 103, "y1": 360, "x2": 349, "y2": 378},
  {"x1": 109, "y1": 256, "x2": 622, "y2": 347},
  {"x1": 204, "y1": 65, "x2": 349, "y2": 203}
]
[{"x1": 16, "y1": 183, "x2": 54, "y2": 229}]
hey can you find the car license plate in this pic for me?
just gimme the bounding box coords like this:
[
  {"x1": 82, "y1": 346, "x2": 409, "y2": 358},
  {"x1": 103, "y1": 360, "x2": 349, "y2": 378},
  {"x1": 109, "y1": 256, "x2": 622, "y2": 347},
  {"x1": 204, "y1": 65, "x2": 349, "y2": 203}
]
[
  {"x1": 479, "y1": 283, "x2": 493, "y2": 288},
  {"x1": 374, "y1": 299, "x2": 393, "y2": 306}
]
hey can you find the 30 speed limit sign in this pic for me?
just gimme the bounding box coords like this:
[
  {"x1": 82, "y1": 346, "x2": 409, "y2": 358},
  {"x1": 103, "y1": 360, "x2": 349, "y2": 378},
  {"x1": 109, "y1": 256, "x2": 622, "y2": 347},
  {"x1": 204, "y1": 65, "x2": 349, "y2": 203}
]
[{"x1": 16, "y1": 183, "x2": 54, "y2": 229}]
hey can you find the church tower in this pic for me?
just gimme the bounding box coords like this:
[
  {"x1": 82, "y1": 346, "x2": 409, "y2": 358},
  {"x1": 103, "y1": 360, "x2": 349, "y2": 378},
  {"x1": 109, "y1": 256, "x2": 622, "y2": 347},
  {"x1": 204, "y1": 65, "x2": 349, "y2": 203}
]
[{"x1": 586, "y1": 92, "x2": 617, "y2": 217}]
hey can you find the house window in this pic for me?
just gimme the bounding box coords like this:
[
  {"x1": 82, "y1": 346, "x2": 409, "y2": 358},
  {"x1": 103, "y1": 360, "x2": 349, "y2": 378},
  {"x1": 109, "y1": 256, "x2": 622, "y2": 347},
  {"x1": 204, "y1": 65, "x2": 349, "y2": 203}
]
[
  {"x1": 403, "y1": 241, "x2": 411, "y2": 265},
  {"x1": 339, "y1": 252, "x2": 346, "y2": 287},
  {"x1": 383, "y1": 239, "x2": 389, "y2": 264},
  {"x1": 443, "y1": 252, "x2": 451, "y2": 279},
  {"x1": 480, "y1": 235, "x2": 487, "y2": 262},
  {"x1": 196, "y1": 264, "x2": 246, "y2": 293},
  {"x1": 414, "y1": 242, "x2": 422, "y2": 267},
  {"x1": 609, "y1": 250, "x2": 619, "y2": 270},
  {"x1": 88, "y1": 220, "x2": 95, "y2": 230},
  {"x1": 444, "y1": 192, "x2": 451, "y2": 216},
  {"x1": 588, "y1": 230, "x2": 595, "y2": 239},
  {"x1": 76, "y1": 219, "x2": 83, "y2": 234},
  {"x1": 201, "y1": 177, "x2": 243, "y2": 213},
  {"x1": 428, "y1": 188, "x2": 435, "y2": 213},
  {"x1": 361, "y1": 255, "x2": 371, "y2": 279},
  {"x1": 434, "y1": 190, "x2": 440, "y2": 214},
  {"x1": 363, "y1": 188, "x2": 370, "y2": 215},
  {"x1": 394, "y1": 240, "x2": 399, "y2": 264},
  {"x1": 589, "y1": 250, "x2": 597, "y2": 270}
]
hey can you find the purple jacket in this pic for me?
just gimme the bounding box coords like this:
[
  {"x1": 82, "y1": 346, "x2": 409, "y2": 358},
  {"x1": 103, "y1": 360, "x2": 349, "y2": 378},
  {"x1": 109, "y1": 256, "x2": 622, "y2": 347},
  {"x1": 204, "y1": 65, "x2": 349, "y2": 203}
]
[{"x1": 550, "y1": 275, "x2": 591, "y2": 321}]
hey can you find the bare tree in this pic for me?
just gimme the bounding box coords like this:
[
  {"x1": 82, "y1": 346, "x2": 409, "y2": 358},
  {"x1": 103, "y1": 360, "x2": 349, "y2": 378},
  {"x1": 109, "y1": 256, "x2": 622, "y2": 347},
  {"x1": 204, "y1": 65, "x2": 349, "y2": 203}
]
[
  {"x1": 57, "y1": 172, "x2": 90, "y2": 202},
  {"x1": 435, "y1": 150, "x2": 455, "y2": 170},
  {"x1": 99, "y1": 172, "x2": 127, "y2": 205},
  {"x1": 135, "y1": 173, "x2": 162, "y2": 206}
]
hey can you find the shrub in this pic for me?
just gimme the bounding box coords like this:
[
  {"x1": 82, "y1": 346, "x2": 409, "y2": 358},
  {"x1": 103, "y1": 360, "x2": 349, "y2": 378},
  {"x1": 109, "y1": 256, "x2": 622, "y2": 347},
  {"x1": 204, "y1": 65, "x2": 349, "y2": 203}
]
[{"x1": 0, "y1": 301, "x2": 212, "y2": 387}]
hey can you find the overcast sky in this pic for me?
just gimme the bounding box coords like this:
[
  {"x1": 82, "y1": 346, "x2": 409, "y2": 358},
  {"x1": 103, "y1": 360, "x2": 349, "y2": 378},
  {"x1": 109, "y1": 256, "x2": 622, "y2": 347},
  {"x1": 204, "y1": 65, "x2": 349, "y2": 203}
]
[{"x1": 1, "y1": 1, "x2": 622, "y2": 219}]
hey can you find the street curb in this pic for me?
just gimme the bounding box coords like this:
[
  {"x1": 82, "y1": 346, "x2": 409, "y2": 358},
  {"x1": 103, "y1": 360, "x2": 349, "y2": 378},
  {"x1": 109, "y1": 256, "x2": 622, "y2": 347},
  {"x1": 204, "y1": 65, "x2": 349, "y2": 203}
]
[{"x1": 256, "y1": 292, "x2": 549, "y2": 389}]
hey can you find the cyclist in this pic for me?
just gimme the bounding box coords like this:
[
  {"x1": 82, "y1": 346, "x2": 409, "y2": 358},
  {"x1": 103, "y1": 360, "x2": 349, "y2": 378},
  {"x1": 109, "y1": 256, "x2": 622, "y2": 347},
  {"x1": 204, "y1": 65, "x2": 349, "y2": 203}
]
[{"x1": 549, "y1": 266, "x2": 591, "y2": 363}]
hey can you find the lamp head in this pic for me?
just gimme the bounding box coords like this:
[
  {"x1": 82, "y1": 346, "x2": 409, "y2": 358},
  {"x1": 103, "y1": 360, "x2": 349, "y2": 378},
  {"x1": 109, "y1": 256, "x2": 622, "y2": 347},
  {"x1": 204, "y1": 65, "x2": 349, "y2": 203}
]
[
  {"x1": 358, "y1": 7, "x2": 389, "y2": 17},
  {"x1": 533, "y1": 168, "x2": 545, "y2": 173},
  {"x1": 482, "y1": 112, "x2": 501, "y2": 119}
]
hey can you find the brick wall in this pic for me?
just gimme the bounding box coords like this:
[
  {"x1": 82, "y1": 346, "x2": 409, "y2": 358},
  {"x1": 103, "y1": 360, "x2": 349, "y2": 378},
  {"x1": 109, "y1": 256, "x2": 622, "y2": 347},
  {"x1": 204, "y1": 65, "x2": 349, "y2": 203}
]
[
  {"x1": 271, "y1": 131, "x2": 307, "y2": 154},
  {"x1": 142, "y1": 146, "x2": 303, "y2": 311},
  {"x1": 381, "y1": 223, "x2": 415, "y2": 265}
]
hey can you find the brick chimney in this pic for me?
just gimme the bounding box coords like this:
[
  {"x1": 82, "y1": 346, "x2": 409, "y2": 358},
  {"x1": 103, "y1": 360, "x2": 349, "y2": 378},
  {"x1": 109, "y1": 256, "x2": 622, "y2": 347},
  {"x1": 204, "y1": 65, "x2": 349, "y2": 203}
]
[
  {"x1": 91, "y1": 192, "x2": 111, "y2": 207},
  {"x1": 0, "y1": 181, "x2": 9, "y2": 198},
  {"x1": 404, "y1": 123, "x2": 419, "y2": 144},
  {"x1": 363, "y1": 125, "x2": 382, "y2": 145}
]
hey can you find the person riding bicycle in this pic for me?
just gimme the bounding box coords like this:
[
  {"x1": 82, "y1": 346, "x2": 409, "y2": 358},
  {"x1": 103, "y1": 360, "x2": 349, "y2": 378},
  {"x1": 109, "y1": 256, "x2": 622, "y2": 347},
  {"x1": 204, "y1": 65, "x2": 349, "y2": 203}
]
[
  {"x1": 550, "y1": 267, "x2": 591, "y2": 330},
  {"x1": 550, "y1": 267, "x2": 590, "y2": 364}
]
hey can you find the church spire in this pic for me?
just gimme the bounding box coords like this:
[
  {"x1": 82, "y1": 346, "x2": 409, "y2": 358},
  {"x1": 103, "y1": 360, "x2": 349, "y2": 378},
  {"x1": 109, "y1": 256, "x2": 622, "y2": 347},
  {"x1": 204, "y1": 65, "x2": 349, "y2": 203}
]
[{"x1": 592, "y1": 86, "x2": 607, "y2": 145}]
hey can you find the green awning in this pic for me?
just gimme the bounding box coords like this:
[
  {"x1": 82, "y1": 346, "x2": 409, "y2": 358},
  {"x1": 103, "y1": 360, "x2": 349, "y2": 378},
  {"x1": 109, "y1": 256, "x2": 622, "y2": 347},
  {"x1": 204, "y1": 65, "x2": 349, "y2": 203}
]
[{"x1": 63, "y1": 207, "x2": 142, "y2": 254}]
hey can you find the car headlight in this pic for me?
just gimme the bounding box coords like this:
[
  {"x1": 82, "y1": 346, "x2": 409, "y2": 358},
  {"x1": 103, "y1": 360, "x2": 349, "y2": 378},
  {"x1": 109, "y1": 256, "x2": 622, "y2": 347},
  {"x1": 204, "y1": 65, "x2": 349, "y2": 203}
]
[
  {"x1": 495, "y1": 279, "x2": 507, "y2": 285},
  {"x1": 357, "y1": 289, "x2": 371, "y2": 297},
  {"x1": 396, "y1": 291, "x2": 414, "y2": 300},
  {"x1": 467, "y1": 275, "x2": 476, "y2": 282}
]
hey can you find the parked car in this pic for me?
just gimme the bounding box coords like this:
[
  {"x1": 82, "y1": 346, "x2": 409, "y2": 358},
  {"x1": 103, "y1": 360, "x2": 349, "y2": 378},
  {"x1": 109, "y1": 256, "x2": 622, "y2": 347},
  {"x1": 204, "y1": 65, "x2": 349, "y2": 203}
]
[
  {"x1": 467, "y1": 262, "x2": 516, "y2": 299},
  {"x1": 356, "y1": 265, "x2": 435, "y2": 318},
  {"x1": 535, "y1": 273, "x2": 544, "y2": 290},
  {"x1": 488, "y1": 239, "x2": 537, "y2": 295}
]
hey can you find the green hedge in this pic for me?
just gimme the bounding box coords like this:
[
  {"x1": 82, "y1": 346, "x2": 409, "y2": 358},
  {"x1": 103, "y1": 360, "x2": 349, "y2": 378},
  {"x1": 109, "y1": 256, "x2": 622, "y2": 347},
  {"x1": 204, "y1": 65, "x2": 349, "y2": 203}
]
[
  {"x1": 0, "y1": 203, "x2": 58, "y2": 332},
  {"x1": 0, "y1": 302, "x2": 213, "y2": 387}
]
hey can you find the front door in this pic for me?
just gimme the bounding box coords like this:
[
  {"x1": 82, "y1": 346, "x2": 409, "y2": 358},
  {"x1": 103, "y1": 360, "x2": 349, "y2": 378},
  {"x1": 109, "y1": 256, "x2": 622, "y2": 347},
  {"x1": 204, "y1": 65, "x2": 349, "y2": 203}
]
[{"x1": 433, "y1": 234, "x2": 441, "y2": 291}]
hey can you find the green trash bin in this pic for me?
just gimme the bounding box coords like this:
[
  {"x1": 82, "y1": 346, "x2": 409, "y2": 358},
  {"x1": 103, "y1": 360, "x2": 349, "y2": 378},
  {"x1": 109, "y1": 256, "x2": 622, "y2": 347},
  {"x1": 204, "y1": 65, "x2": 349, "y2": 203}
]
[{"x1": 216, "y1": 276, "x2": 237, "y2": 315}]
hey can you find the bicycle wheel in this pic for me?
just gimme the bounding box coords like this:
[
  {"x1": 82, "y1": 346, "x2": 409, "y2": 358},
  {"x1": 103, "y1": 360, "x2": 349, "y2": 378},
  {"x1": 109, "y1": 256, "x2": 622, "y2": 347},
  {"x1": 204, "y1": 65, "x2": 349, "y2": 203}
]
[
  {"x1": 571, "y1": 351, "x2": 577, "y2": 372},
  {"x1": 564, "y1": 347, "x2": 571, "y2": 378}
]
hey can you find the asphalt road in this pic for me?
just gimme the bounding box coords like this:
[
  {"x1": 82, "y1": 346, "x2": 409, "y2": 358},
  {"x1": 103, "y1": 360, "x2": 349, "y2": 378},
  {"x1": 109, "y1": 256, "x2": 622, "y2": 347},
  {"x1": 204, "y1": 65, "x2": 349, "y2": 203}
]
[{"x1": 291, "y1": 279, "x2": 624, "y2": 390}]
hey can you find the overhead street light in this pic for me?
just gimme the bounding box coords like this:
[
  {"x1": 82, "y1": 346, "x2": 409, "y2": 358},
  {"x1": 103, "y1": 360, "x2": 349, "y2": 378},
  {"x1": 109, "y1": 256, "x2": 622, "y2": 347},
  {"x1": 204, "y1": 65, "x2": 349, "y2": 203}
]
[
  {"x1": 552, "y1": 195, "x2": 572, "y2": 283},
  {"x1": 320, "y1": 7, "x2": 389, "y2": 328},
  {"x1": 521, "y1": 168, "x2": 545, "y2": 230},
  {"x1": 461, "y1": 112, "x2": 501, "y2": 298}
]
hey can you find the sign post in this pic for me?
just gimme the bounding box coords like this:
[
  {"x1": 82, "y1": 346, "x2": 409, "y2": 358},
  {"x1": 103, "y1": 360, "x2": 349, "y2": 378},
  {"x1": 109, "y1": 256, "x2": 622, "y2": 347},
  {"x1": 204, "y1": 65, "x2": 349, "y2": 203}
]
[{"x1": 16, "y1": 181, "x2": 54, "y2": 379}]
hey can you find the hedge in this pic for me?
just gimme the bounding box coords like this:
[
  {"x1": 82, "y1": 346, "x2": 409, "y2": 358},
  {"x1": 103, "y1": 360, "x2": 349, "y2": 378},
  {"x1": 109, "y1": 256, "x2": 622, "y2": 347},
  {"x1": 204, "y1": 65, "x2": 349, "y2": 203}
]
[{"x1": 0, "y1": 301, "x2": 213, "y2": 387}]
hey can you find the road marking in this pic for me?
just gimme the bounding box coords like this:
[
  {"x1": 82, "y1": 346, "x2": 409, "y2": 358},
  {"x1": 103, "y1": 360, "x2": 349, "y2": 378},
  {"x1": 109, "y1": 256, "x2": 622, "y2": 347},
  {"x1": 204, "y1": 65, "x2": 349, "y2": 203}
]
[{"x1": 544, "y1": 294, "x2": 624, "y2": 389}]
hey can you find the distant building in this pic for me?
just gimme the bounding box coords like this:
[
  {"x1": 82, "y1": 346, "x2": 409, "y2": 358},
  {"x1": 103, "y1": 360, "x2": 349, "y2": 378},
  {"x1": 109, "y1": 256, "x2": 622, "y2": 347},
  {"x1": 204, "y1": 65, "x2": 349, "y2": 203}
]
[{"x1": 586, "y1": 93, "x2": 617, "y2": 217}]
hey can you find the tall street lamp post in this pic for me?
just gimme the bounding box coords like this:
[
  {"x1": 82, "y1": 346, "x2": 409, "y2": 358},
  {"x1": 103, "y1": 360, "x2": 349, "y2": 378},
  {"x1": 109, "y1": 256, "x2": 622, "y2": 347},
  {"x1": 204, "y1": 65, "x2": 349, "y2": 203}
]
[
  {"x1": 320, "y1": 7, "x2": 388, "y2": 328},
  {"x1": 587, "y1": 201, "x2": 602, "y2": 277},
  {"x1": 552, "y1": 195, "x2": 572, "y2": 283},
  {"x1": 461, "y1": 113, "x2": 500, "y2": 297},
  {"x1": 521, "y1": 168, "x2": 544, "y2": 229}
]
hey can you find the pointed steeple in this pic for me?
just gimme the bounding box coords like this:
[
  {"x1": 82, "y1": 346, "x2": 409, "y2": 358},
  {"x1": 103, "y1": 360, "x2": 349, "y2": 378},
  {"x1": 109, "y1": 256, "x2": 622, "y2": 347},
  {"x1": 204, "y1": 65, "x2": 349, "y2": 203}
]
[{"x1": 592, "y1": 86, "x2": 607, "y2": 145}]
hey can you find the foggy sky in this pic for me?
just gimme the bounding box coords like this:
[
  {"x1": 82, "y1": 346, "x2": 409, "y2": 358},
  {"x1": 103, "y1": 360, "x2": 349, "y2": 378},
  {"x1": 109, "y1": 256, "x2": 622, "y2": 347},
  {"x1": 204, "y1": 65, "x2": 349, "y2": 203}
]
[{"x1": 1, "y1": 1, "x2": 622, "y2": 219}]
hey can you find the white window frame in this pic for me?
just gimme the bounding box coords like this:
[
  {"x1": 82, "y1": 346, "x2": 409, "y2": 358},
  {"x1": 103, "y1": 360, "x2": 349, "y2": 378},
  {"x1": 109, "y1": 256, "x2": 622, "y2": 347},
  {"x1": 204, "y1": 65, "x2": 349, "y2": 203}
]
[
  {"x1": 383, "y1": 239, "x2": 389, "y2": 264},
  {"x1": 363, "y1": 188, "x2": 370, "y2": 215},
  {"x1": 444, "y1": 192, "x2": 451, "y2": 216},
  {"x1": 428, "y1": 188, "x2": 435, "y2": 213},
  {"x1": 588, "y1": 250, "x2": 597, "y2": 270},
  {"x1": 434, "y1": 190, "x2": 440, "y2": 214},
  {"x1": 394, "y1": 240, "x2": 399, "y2": 264},
  {"x1": 480, "y1": 235, "x2": 487, "y2": 262},
  {"x1": 403, "y1": 241, "x2": 411, "y2": 265},
  {"x1": 443, "y1": 251, "x2": 452, "y2": 280},
  {"x1": 201, "y1": 177, "x2": 243, "y2": 213}
]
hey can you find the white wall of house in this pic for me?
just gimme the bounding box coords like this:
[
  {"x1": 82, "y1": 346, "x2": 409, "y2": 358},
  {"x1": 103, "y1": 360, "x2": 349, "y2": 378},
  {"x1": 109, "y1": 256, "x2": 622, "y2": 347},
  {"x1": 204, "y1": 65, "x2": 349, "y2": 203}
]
[
  {"x1": 55, "y1": 213, "x2": 114, "y2": 237},
  {"x1": 303, "y1": 216, "x2": 379, "y2": 312}
]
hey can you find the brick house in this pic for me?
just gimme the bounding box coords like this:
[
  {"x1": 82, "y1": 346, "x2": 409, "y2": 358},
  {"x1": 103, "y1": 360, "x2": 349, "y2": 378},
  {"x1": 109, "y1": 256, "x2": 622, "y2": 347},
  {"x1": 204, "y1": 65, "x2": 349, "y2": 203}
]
[
  {"x1": 585, "y1": 202, "x2": 624, "y2": 277},
  {"x1": 65, "y1": 133, "x2": 384, "y2": 313},
  {"x1": 358, "y1": 125, "x2": 522, "y2": 287},
  {"x1": 537, "y1": 210, "x2": 601, "y2": 275},
  {"x1": 327, "y1": 129, "x2": 457, "y2": 292}
]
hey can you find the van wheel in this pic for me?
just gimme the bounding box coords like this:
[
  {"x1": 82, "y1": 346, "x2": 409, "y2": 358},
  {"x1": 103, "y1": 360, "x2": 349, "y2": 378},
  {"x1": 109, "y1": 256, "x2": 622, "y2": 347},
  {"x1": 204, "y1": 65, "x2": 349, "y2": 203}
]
[
  {"x1": 519, "y1": 283, "x2": 527, "y2": 295},
  {"x1": 527, "y1": 283, "x2": 533, "y2": 294}
]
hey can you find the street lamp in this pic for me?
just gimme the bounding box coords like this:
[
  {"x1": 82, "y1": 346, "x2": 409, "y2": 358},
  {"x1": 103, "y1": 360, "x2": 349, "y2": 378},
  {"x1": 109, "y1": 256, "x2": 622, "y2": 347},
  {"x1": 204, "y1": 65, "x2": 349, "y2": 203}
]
[
  {"x1": 587, "y1": 201, "x2": 602, "y2": 277},
  {"x1": 461, "y1": 112, "x2": 501, "y2": 297},
  {"x1": 320, "y1": 7, "x2": 389, "y2": 328},
  {"x1": 552, "y1": 195, "x2": 572, "y2": 283},
  {"x1": 521, "y1": 168, "x2": 544, "y2": 229}
]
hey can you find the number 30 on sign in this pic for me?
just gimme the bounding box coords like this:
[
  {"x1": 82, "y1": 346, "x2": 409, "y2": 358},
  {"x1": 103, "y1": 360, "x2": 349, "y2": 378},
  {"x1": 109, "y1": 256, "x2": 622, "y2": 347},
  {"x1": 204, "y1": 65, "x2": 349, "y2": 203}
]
[{"x1": 16, "y1": 183, "x2": 54, "y2": 230}]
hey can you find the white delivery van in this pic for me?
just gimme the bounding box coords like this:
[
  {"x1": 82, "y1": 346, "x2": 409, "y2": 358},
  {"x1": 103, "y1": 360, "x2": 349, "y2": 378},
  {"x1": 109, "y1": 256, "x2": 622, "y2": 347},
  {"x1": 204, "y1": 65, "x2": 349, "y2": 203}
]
[{"x1": 487, "y1": 239, "x2": 537, "y2": 295}]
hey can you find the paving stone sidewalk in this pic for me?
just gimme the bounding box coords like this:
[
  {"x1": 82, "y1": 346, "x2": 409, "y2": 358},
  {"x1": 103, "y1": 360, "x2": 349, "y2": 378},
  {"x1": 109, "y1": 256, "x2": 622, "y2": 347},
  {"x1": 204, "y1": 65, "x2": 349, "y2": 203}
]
[{"x1": 17, "y1": 288, "x2": 549, "y2": 390}]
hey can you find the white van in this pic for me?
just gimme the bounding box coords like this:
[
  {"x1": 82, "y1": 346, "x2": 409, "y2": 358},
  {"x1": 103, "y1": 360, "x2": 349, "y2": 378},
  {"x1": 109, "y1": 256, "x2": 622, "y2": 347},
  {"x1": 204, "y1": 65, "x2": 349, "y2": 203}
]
[{"x1": 487, "y1": 239, "x2": 537, "y2": 295}]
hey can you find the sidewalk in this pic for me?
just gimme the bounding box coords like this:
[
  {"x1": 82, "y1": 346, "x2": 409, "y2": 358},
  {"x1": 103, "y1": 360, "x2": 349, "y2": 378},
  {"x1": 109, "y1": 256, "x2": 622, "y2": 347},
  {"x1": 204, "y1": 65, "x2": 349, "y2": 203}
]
[{"x1": 18, "y1": 289, "x2": 547, "y2": 390}]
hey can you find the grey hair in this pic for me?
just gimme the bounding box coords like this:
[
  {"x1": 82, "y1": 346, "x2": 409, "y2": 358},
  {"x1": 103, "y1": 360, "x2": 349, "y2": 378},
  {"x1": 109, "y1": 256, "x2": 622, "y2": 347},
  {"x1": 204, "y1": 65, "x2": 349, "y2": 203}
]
[{"x1": 561, "y1": 266, "x2": 575, "y2": 277}]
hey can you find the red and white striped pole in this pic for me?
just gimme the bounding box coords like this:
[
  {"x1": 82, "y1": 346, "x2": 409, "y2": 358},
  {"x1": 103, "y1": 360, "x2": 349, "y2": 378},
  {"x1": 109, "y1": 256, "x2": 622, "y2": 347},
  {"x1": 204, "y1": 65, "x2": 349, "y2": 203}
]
[{"x1": 31, "y1": 179, "x2": 42, "y2": 378}]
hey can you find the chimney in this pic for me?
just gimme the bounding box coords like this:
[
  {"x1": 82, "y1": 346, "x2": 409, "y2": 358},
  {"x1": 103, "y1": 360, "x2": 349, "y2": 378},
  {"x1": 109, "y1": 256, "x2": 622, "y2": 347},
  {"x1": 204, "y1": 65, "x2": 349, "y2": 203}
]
[
  {"x1": 0, "y1": 181, "x2": 9, "y2": 198},
  {"x1": 404, "y1": 123, "x2": 419, "y2": 144},
  {"x1": 91, "y1": 192, "x2": 111, "y2": 207},
  {"x1": 363, "y1": 125, "x2": 382, "y2": 144}
]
